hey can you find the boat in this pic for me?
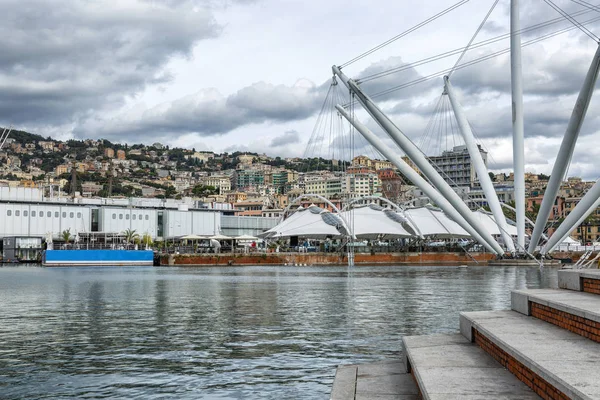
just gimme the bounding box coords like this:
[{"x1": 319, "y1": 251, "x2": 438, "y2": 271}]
[{"x1": 42, "y1": 249, "x2": 154, "y2": 267}]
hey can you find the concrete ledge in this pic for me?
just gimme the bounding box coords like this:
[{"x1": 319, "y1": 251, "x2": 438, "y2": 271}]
[
  {"x1": 331, "y1": 365, "x2": 357, "y2": 400},
  {"x1": 558, "y1": 269, "x2": 583, "y2": 291},
  {"x1": 331, "y1": 361, "x2": 419, "y2": 400},
  {"x1": 514, "y1": 288, "x2": 600, "y2": 324},
  {"x1": 511, "y1": 290, "x2": 531, "y2": 316},
  {"x1": 403, "y1": 333, "x2": 537, "y2": 400},
  {"x1": 463, "y1": 309, "x2": 600, "y2": 400},
  {"x1": 459, "y1": 313, "x2": 473, "y2": 341}
]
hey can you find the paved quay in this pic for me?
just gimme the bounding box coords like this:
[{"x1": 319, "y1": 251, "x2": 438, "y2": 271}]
[
  {"x1": 330, "y1": 360, "x2": 419, "y2": 400},
  {"x1": 332, "y1": 269, "x2": 600, "y2": 399}
]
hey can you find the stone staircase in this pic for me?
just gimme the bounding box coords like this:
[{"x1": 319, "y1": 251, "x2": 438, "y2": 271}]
[{"x1": 331, "y1": 269, "x2": 600, "y2": 400}]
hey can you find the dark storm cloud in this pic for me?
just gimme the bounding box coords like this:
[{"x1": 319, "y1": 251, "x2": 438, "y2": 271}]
[
  {"x1": 74, "y1": 56, "x2": 425, "y2": 142},
  {"x1": 75, "y1": 82, "x2": 328, "y2": 141},
  {"x1": 0, "y1": 0, "x2": 219, "y2": 126},
  {"x1": 270, "y1": 130, "x2": 301, "y2": 147}
]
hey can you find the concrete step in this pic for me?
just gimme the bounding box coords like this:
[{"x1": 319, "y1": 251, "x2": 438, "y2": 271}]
[
  {"x1": 558, "y1": 269, "x2": 600, "y2": 294},
  {"x1": 330, "y1": 360, "x2": 420, "y2": 400},
  {"x1": 402, "y1": 333, "x2": 539, "y2": 399},
  {"x1": 512, "y1": 288, "x2": 600, "y2": 343},
  {"x1": 461, "y1": 310, "x2": 600, "y2": 400}
]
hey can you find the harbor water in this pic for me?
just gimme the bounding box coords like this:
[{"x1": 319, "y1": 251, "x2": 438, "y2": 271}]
[{"x1": 0, "y1": 265, "x2": 558, "y2": 399}]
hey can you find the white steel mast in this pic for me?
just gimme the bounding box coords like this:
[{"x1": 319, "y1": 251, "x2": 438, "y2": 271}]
[
  {"x1": 510, "y1": 0, "x2": 526, "y2": 251},
  {"x1": 444, "y1": 77, "x2": 516, "y2": 253},
  {"x1": 542, "y1": 179, "x2": 600, "y2": 254},
  {"x1": 336, "y1": 104, "x2": 499, "y2": 254},
  {"x1": 332, "y1": 66, "x2": 505, "y2": 255},
  {"x1": 528, "y1": 43, "x2": 600, "y2": 253}
]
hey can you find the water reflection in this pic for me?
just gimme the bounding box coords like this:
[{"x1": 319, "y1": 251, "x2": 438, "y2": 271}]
[{"x1": 0, "y1": 265, "x2": 558, "y2": 399}]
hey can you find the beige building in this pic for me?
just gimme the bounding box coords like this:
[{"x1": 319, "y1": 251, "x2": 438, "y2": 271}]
[
  {"x1": 342, "y1": 173, "x2": 381, "y2": 197},
  {"x1": 55, "y1": 164, "x2": 69, "y2": 175},
  {"x1": 237, "y1": 154, "x2": 255, "y2": 165},
  {"x1": 116, "y1": 150, "x2": 126, "y2": 160},
  {"x1": 104, "y1": 148, "x2": 115, "y2": 158},
  {"x1": 226, "y1": 192, "x2": 248, "y2": 203},
  {"x1": 190, "y1": 151, "x2": 215, "y2": 163},
  {"x1": 305, "y1": 176, "x2": 343, "y2": 198},
  {"x1": 202, "y1": 175, "x2": 231, "y2": 194}
]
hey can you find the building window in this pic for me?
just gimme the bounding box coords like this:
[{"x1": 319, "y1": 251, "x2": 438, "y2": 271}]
[
  {"x1": 24, "y1": 211, "x2": 28, "y2": 217},
  {"x1": 145, "y1": 215, "x2": 149, "y2": 221},
  {"x1": 15, "y1": 210, "x2": 20, "y2": 217},
  {"x1": 7, "y1": 210, "x2": 11, "y2": 216},
  {"x1": 112, "y1": 213, "x2": 116, "y2": 220},
  {"x1": 55, "y1": 212, "x2": 59, "y2": 218},
  {"x1": 32, "y1": 211, "x2": 36, "y2": 217},
  {"x1": 132, "y1": 214, "x2": 136, "y2": 220},
  {"x1": 48, "y1": 211, "x2": 52, "y2": 217},
  {"x1": 139, "y1": 214, "x2": 143, "y2": 220},
  {"x1": 62, "y1": 212, "x2": 66, "y2": 218},
  {"x1": 119, "y1": 214, "x2": 123, "y2": 220},
  {"x1": 77, "y1": 212, "x2": 82, "y2": 218},
  {"x1": 126, "y1": 214, "x2": 130, "y2": 220},
  {"x1": 91, "y1": 209, "x2": 99, "y2": 232},
  {"x1": 69, "y1": 212, "x2": 74, "y2": 218}
]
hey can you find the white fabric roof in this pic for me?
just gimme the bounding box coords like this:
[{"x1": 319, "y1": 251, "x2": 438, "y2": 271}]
[
  {"x1": 403, "y1": 207, "x2": 470, "y2": 238},
  {"x1": 561, "y1": 236, "x2": 580, "y2": 244},
  {"x1": 259, "y1": 206, "x2": 345, "y2": 239},
  {"x1": 471, "y1": 210, "x2": 519, "y2": 237},
  {"x1": 259, "y1": 204, "x2": 520, "y2": 244},
  {"x1": 340, "y1": 205, "x2": 412, "y2": 239}
]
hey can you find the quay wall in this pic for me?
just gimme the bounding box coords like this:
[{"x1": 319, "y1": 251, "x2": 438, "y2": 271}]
[{"x1": 161, "y1": 252, "x2": 496, "y2": 266}]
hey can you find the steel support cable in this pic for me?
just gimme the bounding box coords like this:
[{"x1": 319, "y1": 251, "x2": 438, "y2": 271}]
[
  {"x1": 417, "y1": 96, "x2": 436, "y2": 150},
  {"x1": 572, "y1": 0, "x2": 600, "y2": 14},
  {"x1": 366, "y1": 17, "x2": 600, "y2": 101},
  {"x1": 543, "y1": 0, "x2": 599, "y2": 41},
  {"x1": 304, "y1": 82, "x2": 334, "y2": 159},
  {"x1": 357, "y1": 8, "x2": 597, "y2": 84},
  {"x1": 448, "y1": 0, "x2": 500, "y2": 78},
  {"x1": 339, "y1": 0, "x2": 470, "y2": 68},
  {"x1": 419, "y1": 95, "x2": 445, "y2": 154},
  {"x1": 343, "y1": 13, "x2": 600, "y2": 109}
]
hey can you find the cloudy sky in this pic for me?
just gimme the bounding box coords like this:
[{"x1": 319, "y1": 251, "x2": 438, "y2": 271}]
[{"x1": 3, "y1": 0, "x2": 600, "y2": 178}]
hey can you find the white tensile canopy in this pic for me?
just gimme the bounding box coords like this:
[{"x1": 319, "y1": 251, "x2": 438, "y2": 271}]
[
  {"x1": 179, "y1": 234, "x2": 208, "y2": 240},
  {"x1": 340, "y1": 204, "x2": 413, "y2": 239},
  {"x1": 258, "y1": 206, "x2": 346, "y2": 239},
  {"x1": 258, "y1": 204, "x2": 524, "y2": 244},
  {"x1": 403, "y1": 207, "x2": 470, "y2": 238},
  {"x1": 561, "y1": 236, "x2": 581, "y2": 245},
  {"x1": 209, "y1": 234, "x2": 232, "y2": 240},
  {"x1": 235, "y1": 234, "x2": 259, "y2": 241},
  {"x1": 471, "y1": 210, "x2": 519, "y2": 237}
]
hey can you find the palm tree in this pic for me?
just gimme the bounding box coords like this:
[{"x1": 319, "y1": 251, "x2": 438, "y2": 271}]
[
  {"x1": 62, "y1": 228, "x2": 72, "y2": 243},
  {"x1": 141, "y1": 233, "x2": 153, "y2": 249},
  {"x1": 123, "y1": 229, "x2": 139, "y2": 248},
  {"x1": 61, "y1": 229, "x2": 72, "y2": 249}
]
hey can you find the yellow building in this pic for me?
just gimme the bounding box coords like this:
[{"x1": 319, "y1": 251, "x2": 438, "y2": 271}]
[
  {"x1": 55, "y1": 164, "x2": 69, "y2": 175},
  {"x1": 226, "y1": 192, "x2": 248, "y2": 203},
  {"x1": 20, "y1": 180, "x2": 37, "y2": 188}
]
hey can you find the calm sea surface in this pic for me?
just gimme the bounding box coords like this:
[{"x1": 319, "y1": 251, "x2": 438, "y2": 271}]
[{"x1": 0, "y1": 265, "x2": 558, "y2": 399}]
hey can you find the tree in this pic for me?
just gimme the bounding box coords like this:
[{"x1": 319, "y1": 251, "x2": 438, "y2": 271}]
[
  {"x1": 123, "y1": 229, "x2": 139, "y2": 247},
  {"x1": 61, "y1": 228, "x2": 72, "y2": 243},
  {"x1": 141, "y1": 233, "x2": 153, "y2": 249},
  {"x1": 192, "y1": 184, "x2": 218, "y2": 197}
]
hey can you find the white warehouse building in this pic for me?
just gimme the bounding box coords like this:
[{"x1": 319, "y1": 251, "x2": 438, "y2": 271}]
[{"x1": 0, "y1": 189, "x2": 278, "y2": 240}]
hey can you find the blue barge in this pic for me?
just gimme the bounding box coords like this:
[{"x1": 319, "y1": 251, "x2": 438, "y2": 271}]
[{"x1": 42, "y1": 249, "x2": 154, "y2": 267}]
